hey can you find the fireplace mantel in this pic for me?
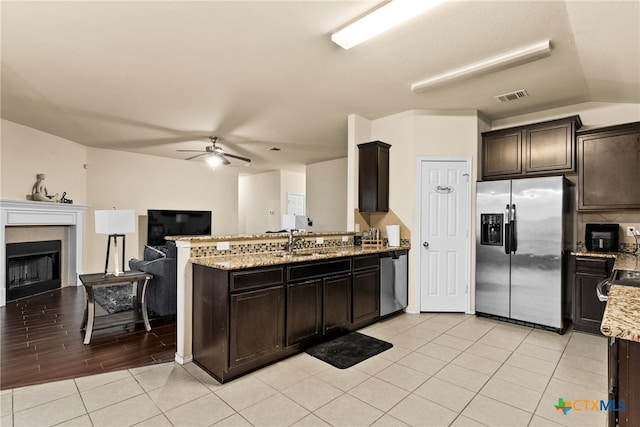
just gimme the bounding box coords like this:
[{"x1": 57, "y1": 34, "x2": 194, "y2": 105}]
[{"x1": 1, "y1": 200, "x2": 88, "y2": 307}]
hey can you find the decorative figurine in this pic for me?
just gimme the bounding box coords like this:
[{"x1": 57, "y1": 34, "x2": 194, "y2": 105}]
[
  {"x1": 59, "y1": 192, "x2": 73, "y2": 204},
  {"x1": 31, "y1": 173, "x2": 60, "y2": 202}
]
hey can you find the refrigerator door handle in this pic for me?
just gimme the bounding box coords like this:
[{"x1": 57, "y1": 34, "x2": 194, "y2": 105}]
[
  {"x1": 510, "y1": 204, "x2": 517, "y2": 254},
  {"x1": 504, "y1": 204, "x2": 511, "y2": 254}
]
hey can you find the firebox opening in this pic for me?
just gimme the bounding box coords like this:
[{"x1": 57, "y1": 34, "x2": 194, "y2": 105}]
[{"x1": 6, "y1": 240, "x2": 62, "y2": 302}]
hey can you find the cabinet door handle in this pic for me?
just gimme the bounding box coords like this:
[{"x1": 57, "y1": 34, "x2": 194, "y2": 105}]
[{"x1": 423, "y1": 242, "x2": 429, "y2": 248}]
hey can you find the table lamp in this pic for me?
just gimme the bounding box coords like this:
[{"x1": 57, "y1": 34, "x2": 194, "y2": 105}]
[{"x1": 95, "y1": 209, "x2": 135, "y2": 276}]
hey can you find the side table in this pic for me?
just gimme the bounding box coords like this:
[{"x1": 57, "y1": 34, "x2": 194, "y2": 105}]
[{"x1": 79, "y1": 271, "x2": 153, "y2": 344}]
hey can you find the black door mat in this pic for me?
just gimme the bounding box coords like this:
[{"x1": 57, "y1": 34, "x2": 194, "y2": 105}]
[{"x1": 305, "y1": 331, "x2": 393, "y2": 369}]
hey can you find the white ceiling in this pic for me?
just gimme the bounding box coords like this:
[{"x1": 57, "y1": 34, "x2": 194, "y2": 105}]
[{"x1": 2, "y1": 1, "x2": 639, "y2": 174}]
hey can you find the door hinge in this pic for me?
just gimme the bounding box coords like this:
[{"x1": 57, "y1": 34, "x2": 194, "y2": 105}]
[{"x1": 463, "y1": 173, "x2": 470, "y2": 183}]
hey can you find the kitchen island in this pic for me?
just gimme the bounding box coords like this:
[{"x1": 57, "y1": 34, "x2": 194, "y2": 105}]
[
  {"x1": 166, "y1": 231, "x2": 409, "y2": 369},
  {"x1": 190, "y1": 242, "x2": 409, "y2": 383}
]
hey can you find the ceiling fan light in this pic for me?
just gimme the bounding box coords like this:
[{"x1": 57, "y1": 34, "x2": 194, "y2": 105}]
[
  {"x1": 206, "y1": 154, "x2": 224, "y2": 168},
  {"x1": 331, "y1": 0, "x2": 445, "y2": 50}
]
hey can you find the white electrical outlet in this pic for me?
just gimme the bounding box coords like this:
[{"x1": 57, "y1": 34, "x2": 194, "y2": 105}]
[
  {"x1": 216, "y1": 241, "x2": 230, "y2": 251},
  {"x1": 627, "y1": 226, "x2": 638, "y2": 237},
  {"x1": 316, "y1": 237, "x2": 324, "y2": 244},
  {"x1": 342, "y1": 236, "x2": 349, "y2": 242}
]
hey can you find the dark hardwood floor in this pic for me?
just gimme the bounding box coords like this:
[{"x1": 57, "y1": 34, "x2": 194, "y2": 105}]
[{"x1": 1, "y1": 286, "x2": 176, "y2": 390}]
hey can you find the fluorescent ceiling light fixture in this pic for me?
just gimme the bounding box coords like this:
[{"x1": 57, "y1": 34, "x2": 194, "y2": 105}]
[
  {"x1": 411, "y1": 40, "x2": 552, "y2": 94},
  {"x1": 331, "y1": 0, "x2": 445, "y2": 50}
]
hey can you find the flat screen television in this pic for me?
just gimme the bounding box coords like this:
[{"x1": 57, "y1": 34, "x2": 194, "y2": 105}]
[{"x1": 147, "y1": 209, "x2": 211, "y2": 246}]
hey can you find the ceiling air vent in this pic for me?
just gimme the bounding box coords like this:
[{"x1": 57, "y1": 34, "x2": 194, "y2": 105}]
[{"x1": 495, "y1": 89, "x2": 529, "y2": 103}]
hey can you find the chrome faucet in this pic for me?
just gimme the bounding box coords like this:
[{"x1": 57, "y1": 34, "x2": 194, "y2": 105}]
[{"x1": 285, "y1": 229, "x2": 305, "y2": 253}]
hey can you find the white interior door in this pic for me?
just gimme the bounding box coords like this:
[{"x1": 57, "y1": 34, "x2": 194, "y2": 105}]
[{"x1": 419, "y1": 159, "x2": 470, "y2": 312}]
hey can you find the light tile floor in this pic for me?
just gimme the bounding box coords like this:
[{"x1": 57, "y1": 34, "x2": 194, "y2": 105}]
[{"x1": 1, "y1": 313, "x2": 610, "y2": 427}]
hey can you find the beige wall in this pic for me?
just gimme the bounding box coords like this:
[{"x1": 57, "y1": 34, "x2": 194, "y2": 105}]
[
  {"x1": 238, "y1": 171, "x2": 281, "y2": 234},
  {"x1": 280, "y1": 169, "x2": 305, "y2": 219},
  {"x1": 239, "y1": 170, "x2": 306, "y2": 234},
  {"x1": 84, "y1": 147, "x2": 239, "y2": 272},
  {"x1": 491, "y1": 101, "x2": 640, "y2": 130},
  {"x1": 1, "y1": 119, "x2": 88, "y2": 203},
  {"x1": 2, "y1": 119, "x2": 239, "y2": 274},
  {"x1": 306, "y1": 158, "x2": 347, "y2": 232},
  {"x1": 349, "y1": 110, "x2": 481, "y2": 313}
]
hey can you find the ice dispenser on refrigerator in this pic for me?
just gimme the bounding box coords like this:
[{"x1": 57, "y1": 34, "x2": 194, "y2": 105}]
[{"x1": 480, "y1": 213, "x2": 503, "y2": 246}]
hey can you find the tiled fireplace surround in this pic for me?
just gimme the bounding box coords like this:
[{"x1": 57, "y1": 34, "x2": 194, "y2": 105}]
[{"x1": 0, "y1": 200, "x2": 88, "y2": 307}]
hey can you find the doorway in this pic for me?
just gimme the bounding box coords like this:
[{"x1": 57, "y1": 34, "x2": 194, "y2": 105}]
[{"x1": 417, "y1": 157, "x2": 472, "y2": 312}]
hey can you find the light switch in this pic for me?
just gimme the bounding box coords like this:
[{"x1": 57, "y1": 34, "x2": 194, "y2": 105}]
[{"x1": 216, "y1": 241, "x2": 230, "y2": 251}]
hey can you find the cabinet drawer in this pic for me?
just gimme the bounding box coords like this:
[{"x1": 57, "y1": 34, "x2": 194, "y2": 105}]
[
  {"x1": 352, "y1": 254, "x2": 379, "y2": 271},
  {"x1": 287, "y1": 259, "x2": 352, "y2": 282},
  {"x1": 230, "y1": 267, "x2": 284, "y2": 292},
  {"x1": 575, "y1": 257, "x2": 612, "y2": 276}
]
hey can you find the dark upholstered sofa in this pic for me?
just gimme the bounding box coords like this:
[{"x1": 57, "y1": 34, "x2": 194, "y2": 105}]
[{"x1": 129, "y1": 241, "x2": 177, "y2": 317}]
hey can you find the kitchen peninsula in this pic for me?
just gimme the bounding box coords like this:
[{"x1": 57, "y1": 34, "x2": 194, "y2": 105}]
[
  {"x1": 167, "y1": 231, "x2": 410, "y2": 380},
  {"x1": 599, "y1": 254, "x2": 640, "y2": 427}
]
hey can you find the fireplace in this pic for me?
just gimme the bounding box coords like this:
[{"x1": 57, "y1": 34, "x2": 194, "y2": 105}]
[
  {"x1": 1, "y1": 200, "x2": 88, "y2": 307},
  {"x1": 6, "y1": 240, "x2": 62, "y2": 301}
]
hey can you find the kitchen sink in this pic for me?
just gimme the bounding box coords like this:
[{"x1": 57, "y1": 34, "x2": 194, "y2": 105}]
[
  {"x1": 271, "y1": 252, "x2": 318, "y2": 258},
  {"x1": 611, "y1": 269, "x2": 640, "y2": 287},
  {"x1": 618, "y1": 270, "x2": 640, "y2": 280}
]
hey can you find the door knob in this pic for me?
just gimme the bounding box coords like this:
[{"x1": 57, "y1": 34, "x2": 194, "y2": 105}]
[{"x1": 423, "y1": 242, "x2": 429, "y2": 248}]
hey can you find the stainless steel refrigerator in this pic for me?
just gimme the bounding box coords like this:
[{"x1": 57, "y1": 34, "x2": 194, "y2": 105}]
[{"x1": 476, "y1": 176, "x2": 573, "y2": 331}]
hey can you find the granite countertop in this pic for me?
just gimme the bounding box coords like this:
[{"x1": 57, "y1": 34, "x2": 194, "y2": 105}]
[
  {"x1": 167, "y1": 231, "x2": 356, "y2": 242},
  {"x1": 571, "y1": 251, "x2": 640, "y2": 272},
  {"x1": 191, "y1": 245, "x2": 410, "y2": 270},
  {"x1": 601, "y1": 284, "x2": 640, "y2": 343}
]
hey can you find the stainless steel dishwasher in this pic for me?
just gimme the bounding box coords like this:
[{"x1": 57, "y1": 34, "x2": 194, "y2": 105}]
[{"x1": 380, "y1": 250, "x2": 408, "y2": 316}]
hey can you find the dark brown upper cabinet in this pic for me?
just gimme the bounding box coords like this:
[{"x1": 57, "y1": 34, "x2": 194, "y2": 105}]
[
  {"x1": 481, "y1": 115, "x2": 582, "y2": 180},
  {"x1": 358, "y1": 141, "x2": 390, "y2": 212},
  {"x1": 577, "y1": 121, "x2": 640, "y2": 211}
]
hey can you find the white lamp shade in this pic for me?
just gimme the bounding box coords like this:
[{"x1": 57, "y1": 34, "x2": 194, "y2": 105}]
[{"x1": 95, "y1": 210, "x2": 136, "y2": 234}]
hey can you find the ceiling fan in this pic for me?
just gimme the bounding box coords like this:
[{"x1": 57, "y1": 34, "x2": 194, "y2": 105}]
[{"x1": 177, "y1": 136, "x2": 251, "y2": 166}]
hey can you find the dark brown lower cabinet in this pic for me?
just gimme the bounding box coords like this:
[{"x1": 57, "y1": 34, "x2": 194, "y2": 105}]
[
  {"x1": 229, "y1": 286, "x2": 284, "y2": 368},
  {"x1": 286, "y1": 279, "x2": 322, "y2": 346},
  {"x1": 193, "y1": 252, "x2": 388, "y2": 383},
  {"x1": 571, "y1": 256, "x2": 614, "y2": 334},
  {"x1": 323, "y1": 275, "x2": 352, "y2": 334},
  {"x1": 612, "y1": 339, "x2": 640, "y2": 427},
  {"x1": 192, "y1": 264, "x2": 290, "y2": 383},
  {"x1": 352, "y1": 254, "x2": 380, "y2": 328}
]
